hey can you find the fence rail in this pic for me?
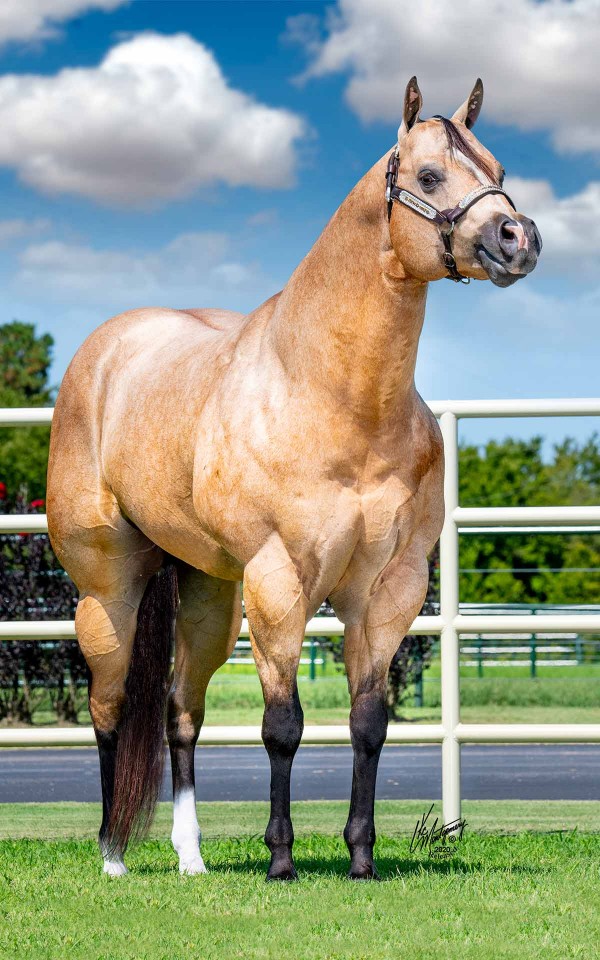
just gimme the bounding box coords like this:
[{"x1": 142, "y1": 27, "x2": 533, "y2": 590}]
[
  {"x1": 1, "y1": 399, "x2": 600, "y2": 823},
  {"x1": 0, "y1": 615, "x2": 442, "y2": 640}
]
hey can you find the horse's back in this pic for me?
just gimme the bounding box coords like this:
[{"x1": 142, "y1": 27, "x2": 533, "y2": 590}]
[
  {"x1": 178, "y1": 307, "x2": 246, "y2": 331},
  {"x1": 74, "y1": 305, "x2": 245, "y2": 365},
  {"x1": 55, "y1": 305, "x2": 245, "y2": 405}
]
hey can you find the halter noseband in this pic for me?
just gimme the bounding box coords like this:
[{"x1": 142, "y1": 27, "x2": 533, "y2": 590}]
[{"x1": 384, "y1": 142, "x2": 515, "y2": 284}]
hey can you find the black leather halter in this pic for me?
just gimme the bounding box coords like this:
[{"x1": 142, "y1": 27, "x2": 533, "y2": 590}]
[{"x1": 385, "y1": 146, "x2": 516, "y2": 283}]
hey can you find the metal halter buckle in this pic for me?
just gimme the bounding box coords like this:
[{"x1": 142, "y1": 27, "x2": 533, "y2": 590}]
[{"x1": 442, "y1": 250, "x2": 470, "y2": 284}]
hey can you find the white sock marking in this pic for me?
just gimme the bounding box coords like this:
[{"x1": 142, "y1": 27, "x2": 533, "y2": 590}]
[
  {"x1": 100, "y1": 839, "x2": 128, "y2": 876},
  {"x1": 103, "y1": 858, "x2": 128, "y2": 876},
  {"x1": 172, "y1": 787, "x2": 207, "y2": 875}
]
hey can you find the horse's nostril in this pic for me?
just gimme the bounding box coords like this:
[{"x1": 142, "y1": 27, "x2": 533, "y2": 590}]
[{"x1": 497, "y1": 217, "x2": 520, "y2": 256}]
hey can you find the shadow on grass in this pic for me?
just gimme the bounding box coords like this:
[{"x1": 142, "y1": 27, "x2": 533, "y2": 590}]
[
  {"x1": 207, "y1": 856, "x2": 549, "y2": 881},
  {"x1": 208, "y1": 853, "x2": 488, "y2": 880},
  {"x1": 133, "y1": 850, "x2": 545, "y2": 881},
  {"x1": 121, "y1": 832, "x2": 566, "y2": 880}
]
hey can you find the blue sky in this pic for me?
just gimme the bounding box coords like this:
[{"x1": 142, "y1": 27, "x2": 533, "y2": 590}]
[{"x1": 0, "y1": 0, "x2": 598, "y2": 449}]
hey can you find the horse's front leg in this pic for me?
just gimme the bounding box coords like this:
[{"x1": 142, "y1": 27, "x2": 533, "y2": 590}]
[
  {"x1": 244, "y1": 535, "x2": 308, "y2": 881},
  {"x1": 341, "y1": 546, "x2": 431, "y2": 879}
]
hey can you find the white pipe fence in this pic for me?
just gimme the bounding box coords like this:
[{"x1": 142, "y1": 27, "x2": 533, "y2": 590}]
[{"x1": 1, "y1": 399, "x2": 600, "y2": 823}]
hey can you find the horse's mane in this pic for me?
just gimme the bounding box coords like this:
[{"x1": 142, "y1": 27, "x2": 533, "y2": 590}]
[{"x1": 435, "y1": 115, "x2": 498, "y2": 185}]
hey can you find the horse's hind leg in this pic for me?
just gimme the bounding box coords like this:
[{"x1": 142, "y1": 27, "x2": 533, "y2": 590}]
[
  {"x1": 167, "y1": 565, "x2": 242, "y2": 874},
  {"x1": 81, "y1": 542, "x2": 169, "y2": 872},
  {"x1": 51, "y1": 500, "x2": 165, "y2": 874}
]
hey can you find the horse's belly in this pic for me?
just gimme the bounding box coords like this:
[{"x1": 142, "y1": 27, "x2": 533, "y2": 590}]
[{"x1": 131, "y1": 509, "x2": 244, "y2": 581}]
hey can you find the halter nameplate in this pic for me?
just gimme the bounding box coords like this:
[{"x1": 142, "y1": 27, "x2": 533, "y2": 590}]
[{"x1": 396, "y1": 190, "x2": 439, "y2": 221}]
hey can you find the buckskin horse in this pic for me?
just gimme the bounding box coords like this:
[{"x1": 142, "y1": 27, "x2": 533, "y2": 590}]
[{"x1": 47, "y1": 78, "x2": 541, "y2": 880}]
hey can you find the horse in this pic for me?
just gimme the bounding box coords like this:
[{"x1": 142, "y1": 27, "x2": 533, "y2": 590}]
[{"x1": 47, "y1": 77, "x2": 541, "y2": 881}]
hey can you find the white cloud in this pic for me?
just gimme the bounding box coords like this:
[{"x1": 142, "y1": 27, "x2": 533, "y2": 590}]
[
  {"x1": 15, "y1": 230, "x2": 265, "y2": 308},
  {"x1": 0, "y1": 0, "x2": 126, "y2": 47},
  {"x1": 506, "y1": 177, "x2": 600, "y2": 276},
  {"x1": 289, "y1": 0, "x2": 600, "y2": 155},
  {"x1": 0, "y1": 217, "x2": 50, "y2": 247},
  {"x1": 246, "y1": 208, "x2": 279, "y2": 227},
  {"x1": 0, "y1": 32, "x2": 307, "y2": 206}
]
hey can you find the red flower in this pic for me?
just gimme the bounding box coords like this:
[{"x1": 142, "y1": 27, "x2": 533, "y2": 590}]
[
  {"x1": 30, "y1": 498, "x2": 45, "y2": 509},
  {"x1": 0, "y1": 481, "x2": 6, "y2": 500}
]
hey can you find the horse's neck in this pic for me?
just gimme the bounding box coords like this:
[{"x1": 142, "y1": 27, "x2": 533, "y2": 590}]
[{"x1": 268, "y1": 156, "x2": 428, "y2": 427}]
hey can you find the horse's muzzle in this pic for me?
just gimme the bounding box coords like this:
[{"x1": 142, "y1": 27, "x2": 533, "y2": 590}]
[{"x1": 477, "y1": 213, "x2": 542, "y2": 287}]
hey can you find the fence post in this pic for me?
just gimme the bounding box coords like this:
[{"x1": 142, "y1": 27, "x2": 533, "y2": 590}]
[
  {"x1": 309, "y1": 639, "x2": 317, "y2": 681},
  {"x1": 477, "y1": 637, "x2": 484, "y2": 678},
  {"x1": 440, "y1": 411, "x2": 461, "y2": 825},
  {"x1": 530, "y1": 636, "x2": 537, "y2": 678},
  {"x1": 414, "y1": 656, "x2": 424, "y2": 708}
]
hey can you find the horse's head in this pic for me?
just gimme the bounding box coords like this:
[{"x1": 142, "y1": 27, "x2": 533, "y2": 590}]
[{"x1": 388, "y1": 77, "x2": 541, "y2": 286}]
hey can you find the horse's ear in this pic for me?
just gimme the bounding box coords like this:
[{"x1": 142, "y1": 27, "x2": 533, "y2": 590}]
[
  {"x1": 451, "y1": 78, "x2": 484, "y2": 129},
  {"x1": 398, "y1": 76, "x2": 423, "y2": 138}
]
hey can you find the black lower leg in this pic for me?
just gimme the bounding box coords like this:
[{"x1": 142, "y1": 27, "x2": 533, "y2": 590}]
[
  {"x1": 167, "y1": 702, "x2": 203, "y2": 800},
  {"x1": 169, "y1": 738, "x2": 196, "y2": 799},
  {"x1": 344, "y1": 692, "x2": 388, "y2": 880},
  {"x1": 96, "y1": 728, "x2": 119, "y2": 857},
  {"x1": 262, "y1": 688, "x2": 303, "y2": 881}
]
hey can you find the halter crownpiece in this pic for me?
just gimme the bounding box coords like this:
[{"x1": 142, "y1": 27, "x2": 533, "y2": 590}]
[{"x1": 385, "y1": 144, "x2": 516, "y2": 283}]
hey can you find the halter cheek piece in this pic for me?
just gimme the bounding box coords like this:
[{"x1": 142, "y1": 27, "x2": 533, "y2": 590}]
[{"x1": 385, "y1": 143, "x2": 516, "y2": 284}]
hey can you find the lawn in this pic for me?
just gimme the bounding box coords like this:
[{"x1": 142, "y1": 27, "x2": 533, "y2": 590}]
[
  {"x1": 182, "y1": 664, "x2": 600, "y2": 726},
  {"x1": 1, "y1": 800, "x2": 599, "y2": 960},
  {"x1": 9, "y1": 660, "x2": 600, "y2": 728}
]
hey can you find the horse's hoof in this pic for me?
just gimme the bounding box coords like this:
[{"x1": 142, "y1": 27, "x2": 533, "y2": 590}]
[
  {"x1": 103, "y1": 860, "x2": 128, "y2": 877},
  {"x1": 266, "y1": 864, "x2": 298, "y2": 882},
  {"x1": 179, "y1": 855, "x2": 208, "y2": 876},
  {"x1": 348, "y1": 864, "x2": 380, "y2": 881}
]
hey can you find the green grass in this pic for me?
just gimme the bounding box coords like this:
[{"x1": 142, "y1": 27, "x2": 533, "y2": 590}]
[
  {"x1": 2, "y1": 799, "x2": 600, "y2": 839},
  {"x1": 193, "y1": 704, "x2": 600, "y2": 726},
  {"x1": 7, "y1": 661, "x2": 600, "y2": 728},
  {"x1": 1, "y1": 801, "x2": 599, "y2": 960},
  {"x1": 200, "y1": 667, "x2": 600, "y2": 725}
]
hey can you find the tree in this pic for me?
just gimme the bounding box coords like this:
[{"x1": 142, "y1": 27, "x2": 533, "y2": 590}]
[
  {"x1": 0, "y1": 321, "x2": 54, "y2": 406},
  {"x1": 459, "y1": 435, "x2": 600, "y2": 605},
  {"x1": 0, "y1": 321, "x2": 55, "y2": 500}
]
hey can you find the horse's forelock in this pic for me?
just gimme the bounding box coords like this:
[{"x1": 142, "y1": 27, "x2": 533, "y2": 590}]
[{"x1": 435, "y1": 116, "x2": 498, "y2": 185}]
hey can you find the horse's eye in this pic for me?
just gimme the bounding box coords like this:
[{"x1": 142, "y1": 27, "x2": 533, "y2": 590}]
[
  {"x1": 499, "y1": 168, "x2": 506, "y2": 187},
  {"x1": 418, "y1": 171, "x2": 438, "y2": 190}
]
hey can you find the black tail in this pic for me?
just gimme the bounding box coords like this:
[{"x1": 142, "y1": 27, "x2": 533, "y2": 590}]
[{"x1": 107, "y1": 562, "x2": 178, "y2": 852}]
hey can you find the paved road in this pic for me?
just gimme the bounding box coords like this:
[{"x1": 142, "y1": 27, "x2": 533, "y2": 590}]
[{"x1": 0, "y1": 744, "x2": 598, "y2": 802}]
